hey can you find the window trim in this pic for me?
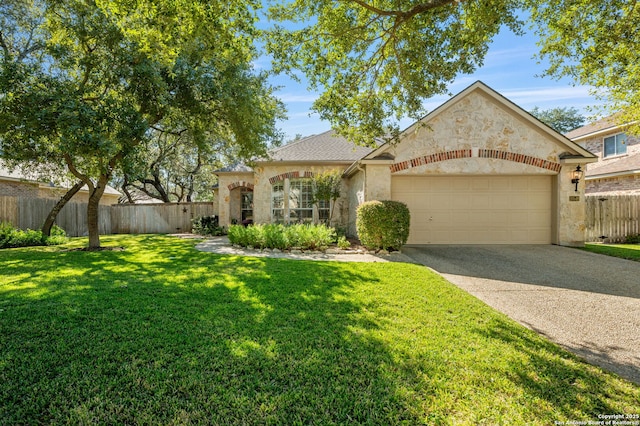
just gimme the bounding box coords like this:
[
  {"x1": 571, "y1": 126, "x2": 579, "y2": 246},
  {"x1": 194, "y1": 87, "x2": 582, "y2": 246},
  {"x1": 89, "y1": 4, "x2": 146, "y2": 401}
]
[{"x1": 603, "y1": 133, "x2": 627, "y2": 158}]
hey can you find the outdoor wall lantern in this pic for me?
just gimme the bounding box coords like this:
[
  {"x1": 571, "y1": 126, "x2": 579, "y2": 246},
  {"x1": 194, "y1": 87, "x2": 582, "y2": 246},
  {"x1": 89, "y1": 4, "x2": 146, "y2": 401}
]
[{"x1": 571, "y1": 165, "x2": 583, "y2": 192}]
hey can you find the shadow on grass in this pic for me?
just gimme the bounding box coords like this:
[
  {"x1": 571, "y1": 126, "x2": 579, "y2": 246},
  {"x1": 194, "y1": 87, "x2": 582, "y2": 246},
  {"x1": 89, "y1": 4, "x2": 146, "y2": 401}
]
[
  {"x1": 1, "y1": 235, "x2": 638, "y2": 424},
  {"x1": 472, "y1": 319, "x2": 639, "y2": 418}
]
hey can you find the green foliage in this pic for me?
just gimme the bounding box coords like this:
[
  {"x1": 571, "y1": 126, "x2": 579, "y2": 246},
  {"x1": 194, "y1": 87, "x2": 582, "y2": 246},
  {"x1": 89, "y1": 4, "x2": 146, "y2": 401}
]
[
  {"x1": 529, "y1": 106, "x2": 586, "y2": 134},
  {"x1": 336, "y1": 235, "x2": 351, "y2": 250},
  {"x1": 583, "y1": 243, "x2": 640, "y2": 261},
  {"x1": 1, "y1": 234, "x2": 639, "y2": 423},
  {"x1": 263, "y1": 224, "x2": 288, "y2": 250},
  {"x1": 266, "y1": 0, "x2": 524, "y2": 145},
  {"x1": 228, "y1": 223, "x2": 337, "y2": 251},
  {"x1": 527, "y1": 0, "x2": 640, "y2": 133},
  {"x1": 624, "y1": 234, "x2": 640, "y2": 244},
  {"x1": 0, "y1": 0, "x2": 284, "y2": 248},
  {"x1": 266, "y1": 0, "x2": 640, "y2": 142},
  {"x1": 0, "y1": 222, "x2": 67, "y2": 249},
  {"x1": 191, "y1": 216, "x2": 225, "y2": 236},
  {"x1": 356, "y1": 200, "x2": 410, "y2": 251},
  {"x1": 311, "y1": 170, "x2": 342, "y2": 225}
]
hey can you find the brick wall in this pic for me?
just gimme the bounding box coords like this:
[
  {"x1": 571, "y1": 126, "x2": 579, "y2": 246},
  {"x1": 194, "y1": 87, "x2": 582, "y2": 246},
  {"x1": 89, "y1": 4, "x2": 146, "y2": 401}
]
[
  {"x1": 0, "y1": 181, "x2": 40, "y2": 198},
  {"x1": 581, "y1": 131, "x2": 640, "y2": 176},
  {"x1": 587, "y1": 175, "x2": 640, "y2": 195},
  {"x1": 582, "y1": 132, "x2": 640, "y2": 159}
]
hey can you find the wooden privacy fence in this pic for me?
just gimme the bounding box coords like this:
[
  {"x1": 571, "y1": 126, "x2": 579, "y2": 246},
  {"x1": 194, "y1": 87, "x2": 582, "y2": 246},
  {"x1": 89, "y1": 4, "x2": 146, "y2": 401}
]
[
  {"x1": 0, "y1": 196, "x2": 216, "y2": 236},
  {"x1": 110, "y1": 202, "x2": 215, "y2": 234},
  {"x1": 585, "y1": 195, "x2": 640, "y2": 242},
  {"x1": 0, "y1": 196, "x2": 110, "y2": 237}
]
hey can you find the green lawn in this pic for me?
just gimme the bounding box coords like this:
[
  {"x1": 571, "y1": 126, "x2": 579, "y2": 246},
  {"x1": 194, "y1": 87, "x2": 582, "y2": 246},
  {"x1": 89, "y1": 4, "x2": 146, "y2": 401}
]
[
  {"x1": 582, "y1": 243, "x2": 640, "y2": 261},
  {"x1": 1, "y1": 235, "x2": 638, "y2": 424}
]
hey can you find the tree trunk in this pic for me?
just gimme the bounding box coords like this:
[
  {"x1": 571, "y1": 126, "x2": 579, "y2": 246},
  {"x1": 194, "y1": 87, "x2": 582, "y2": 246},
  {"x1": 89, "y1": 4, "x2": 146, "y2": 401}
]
[
  {"x1": 87, "y1": 176, "x2": 108, "y2": 249},
  {"x1": 41, "y1": 180, "x2": 84, "y2": 236}
]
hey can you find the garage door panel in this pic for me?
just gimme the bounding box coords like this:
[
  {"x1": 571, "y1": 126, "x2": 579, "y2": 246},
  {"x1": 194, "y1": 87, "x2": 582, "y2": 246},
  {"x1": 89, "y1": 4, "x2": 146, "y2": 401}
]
[
  {"x1": 392, "y1": 176, "x2": 552, "y2": 244},
  {"x1": 528, "y1": 211, "x2": 550, "y2": 227},
  {"x1": 470, "y1": 195, "x2": 491, "y2": 209},
  {"x1": 429, "y1": 194, "x2": 453, "y2": 208},
  {"x1": 450, "y1": 197, "x2": 473, "y2": 209},
  {"x1": 490, "y1": 193, "x2": 513, "y2": 209}
]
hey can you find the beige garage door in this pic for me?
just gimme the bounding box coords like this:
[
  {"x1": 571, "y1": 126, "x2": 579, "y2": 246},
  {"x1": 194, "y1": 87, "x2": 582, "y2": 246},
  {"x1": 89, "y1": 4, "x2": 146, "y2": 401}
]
[{"x1": 391, "y1": 175, "x2": 552, "y2": 244}]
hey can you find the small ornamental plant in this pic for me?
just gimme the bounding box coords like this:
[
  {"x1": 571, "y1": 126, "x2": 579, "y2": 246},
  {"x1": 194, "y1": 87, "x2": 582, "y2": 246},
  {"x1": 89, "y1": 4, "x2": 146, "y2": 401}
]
[
  {"x1": 356, "y1": 200, "x2": 410, "y2": 251},
  {"x1": 0, "y1": 222, "x2": 67, "y2": 249},
  {"x1": 227, "y1": 223, "x2": 337, "y2": 251}
]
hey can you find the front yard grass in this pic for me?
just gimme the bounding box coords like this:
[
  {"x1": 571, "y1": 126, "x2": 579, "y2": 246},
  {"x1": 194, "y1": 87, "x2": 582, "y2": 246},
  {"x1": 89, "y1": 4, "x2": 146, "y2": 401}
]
[
  {"x1": 582, "y1": 243, "x2": 640, "y2": 261},
  {"x1": 1, "y1": 235, "x2": 638, "y2": 424}
]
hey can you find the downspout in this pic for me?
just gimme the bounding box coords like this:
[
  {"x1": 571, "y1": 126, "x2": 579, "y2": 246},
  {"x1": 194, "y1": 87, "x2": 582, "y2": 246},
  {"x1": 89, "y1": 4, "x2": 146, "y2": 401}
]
[{"x1": 356, "y1": 162, "x2": 366, "y2": 202}]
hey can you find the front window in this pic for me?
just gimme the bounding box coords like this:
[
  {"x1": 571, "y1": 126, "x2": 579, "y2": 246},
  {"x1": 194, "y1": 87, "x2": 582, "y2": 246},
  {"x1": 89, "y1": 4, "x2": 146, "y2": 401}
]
[
  {"x1": 604, "y1": 133, "x2": 627, "y2": 157},
  {"x1": 289, "y1": 179, "x2": 313, "y2": 222},
  {"x1": 241, "y1": 190, "x2": 253, "y2": 222},
  {"x1": 318, "y1": 199, "x2": 330, "y2": 223},
  {"x1": 271, "y1": 182, "x2": 285, "y2": 222},
  {"x1": 270, "y1": 176, "x2": 334, "y2": 224}
]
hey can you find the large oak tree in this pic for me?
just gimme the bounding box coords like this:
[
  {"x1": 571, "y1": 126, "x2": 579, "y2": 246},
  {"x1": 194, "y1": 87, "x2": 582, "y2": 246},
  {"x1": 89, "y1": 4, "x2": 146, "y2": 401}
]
[
  {"x1": 265, "y1": 0, "x2": 639, "y2": 144},
  {"x1": 1, "y1": 0, "x2": 284, "y2": 248}
]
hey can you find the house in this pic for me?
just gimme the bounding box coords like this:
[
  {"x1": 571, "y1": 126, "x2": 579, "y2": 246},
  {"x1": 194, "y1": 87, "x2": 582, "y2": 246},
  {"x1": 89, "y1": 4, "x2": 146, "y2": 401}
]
[
  {"x1": 215, "y1": 81, "x2": 597, "y2": 246},
  {"x1": 565, "y1": 114, "x2": 640, "y2": 195},
  {"x1": 1, "y1": 163, "x2": 121, "y2": 236},
  {"x1": 0, "y1": 163, "x2": 121, "y2": 205}
]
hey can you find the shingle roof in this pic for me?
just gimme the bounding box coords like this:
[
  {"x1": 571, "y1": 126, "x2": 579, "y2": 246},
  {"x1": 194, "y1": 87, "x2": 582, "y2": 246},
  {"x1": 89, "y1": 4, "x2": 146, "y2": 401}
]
[
  {"x1": 586, "y1": 152, "x2": 640, "y2": 177},
  {"x1": 565, "y1": 113, "x2": 622, "y2": 140},
  {"x1": 215, "y1": 162, "x2": 254, "y2": 173},
  {"x1": 263, "y1": 130, "x2": 375, "y2": 162}
]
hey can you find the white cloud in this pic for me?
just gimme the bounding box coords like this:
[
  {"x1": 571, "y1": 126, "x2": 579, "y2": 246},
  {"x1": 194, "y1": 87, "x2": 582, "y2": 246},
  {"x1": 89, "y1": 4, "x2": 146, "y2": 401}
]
[{"x1": 277, "y1": 93, "x2": 319, "y2": 103}]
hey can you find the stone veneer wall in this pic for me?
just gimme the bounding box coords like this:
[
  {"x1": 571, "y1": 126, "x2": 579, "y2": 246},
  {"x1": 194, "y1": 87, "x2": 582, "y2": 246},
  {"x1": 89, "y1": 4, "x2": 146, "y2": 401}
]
[
  {"x1": 217, "y1": 164, "x2": 352, "y2": 228},
  {"x1": 381, "y1": 89, "x2": 589, "y2": 246},
  {"x1": 346, "y1": 169, "x2": 365, "y2": 238}
]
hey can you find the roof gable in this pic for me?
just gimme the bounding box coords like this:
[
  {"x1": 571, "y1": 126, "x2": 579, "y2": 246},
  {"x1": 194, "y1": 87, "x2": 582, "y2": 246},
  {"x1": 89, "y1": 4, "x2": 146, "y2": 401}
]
[{"x1": 364, "y1": 81, "x2": 596, "y2": 161}]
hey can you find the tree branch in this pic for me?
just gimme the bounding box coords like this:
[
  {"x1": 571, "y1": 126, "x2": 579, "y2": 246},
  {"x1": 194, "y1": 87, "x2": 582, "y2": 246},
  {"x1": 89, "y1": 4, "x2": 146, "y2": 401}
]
[
  {"x1": 64, "y1": 153, "x2": 93, "y2": 191},
  {"x1": 345, "y1": 0, "x2": 462, "y2": 19}
]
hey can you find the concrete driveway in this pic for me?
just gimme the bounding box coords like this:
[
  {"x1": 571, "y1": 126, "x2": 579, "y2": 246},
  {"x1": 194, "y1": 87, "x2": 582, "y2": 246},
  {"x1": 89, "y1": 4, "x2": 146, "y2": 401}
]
[{"x1": 402, "y1": 245, "x2": 640, "y2": 384}]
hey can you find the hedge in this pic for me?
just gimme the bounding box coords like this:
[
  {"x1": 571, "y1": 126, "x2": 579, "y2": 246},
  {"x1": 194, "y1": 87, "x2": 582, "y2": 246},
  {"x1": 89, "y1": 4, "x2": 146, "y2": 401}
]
[{"x1": 356, "y1": 200, "x2": 410, "y2": 251}]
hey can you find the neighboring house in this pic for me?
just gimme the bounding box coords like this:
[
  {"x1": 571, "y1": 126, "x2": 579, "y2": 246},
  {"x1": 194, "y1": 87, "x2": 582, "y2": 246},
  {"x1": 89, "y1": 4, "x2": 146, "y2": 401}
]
[
  {"x1": 0, "y1": 163, "x2": 121, "y2": 205},
  {"x1": 565, "y1": 115, "x2": 640, "y2": 195},
  {"x1": 215, "y1": 81, "x2": 597, "y2": 246}
]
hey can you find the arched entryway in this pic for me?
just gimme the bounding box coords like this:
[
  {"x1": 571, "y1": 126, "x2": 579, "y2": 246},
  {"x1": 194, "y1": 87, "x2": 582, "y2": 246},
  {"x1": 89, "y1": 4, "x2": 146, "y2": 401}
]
[{"x1": 227, "y1": 182, "x2": 254, "y2": 225}]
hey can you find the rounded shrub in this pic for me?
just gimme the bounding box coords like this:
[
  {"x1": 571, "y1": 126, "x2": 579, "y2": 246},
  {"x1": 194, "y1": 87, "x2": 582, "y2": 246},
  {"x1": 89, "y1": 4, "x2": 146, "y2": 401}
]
[{"x1": 356, "y1": 200, "x2": 410, "y2": 251}]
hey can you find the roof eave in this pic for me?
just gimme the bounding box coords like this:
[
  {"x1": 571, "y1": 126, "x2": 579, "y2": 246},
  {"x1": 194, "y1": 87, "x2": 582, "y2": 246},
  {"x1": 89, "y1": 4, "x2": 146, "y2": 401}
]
[
  {"x1": 586, "y1": 169, "x2": 640, "y2": 180},
  {"x1": 569, "y1": 120, "x2": 639, "y2": 142}
]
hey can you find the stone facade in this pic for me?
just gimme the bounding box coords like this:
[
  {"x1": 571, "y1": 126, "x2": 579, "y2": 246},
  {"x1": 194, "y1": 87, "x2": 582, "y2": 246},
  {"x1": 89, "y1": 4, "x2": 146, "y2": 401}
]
[
  {"x1": 216, "y1": 82, "x2": 597, "y2": 246},
  {"x1": 347, "y1": 85, "x2": 596, "y2": 246},
  {"x1": 216, "y1": 164, "x2": 352, "y2": 228}
]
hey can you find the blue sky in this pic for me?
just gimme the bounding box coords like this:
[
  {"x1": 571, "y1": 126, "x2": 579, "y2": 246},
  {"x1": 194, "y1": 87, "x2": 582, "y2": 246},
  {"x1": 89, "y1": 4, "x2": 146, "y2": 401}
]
[{"x1": 260, "y1": 26, "x2": 604, "y2": 141}]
